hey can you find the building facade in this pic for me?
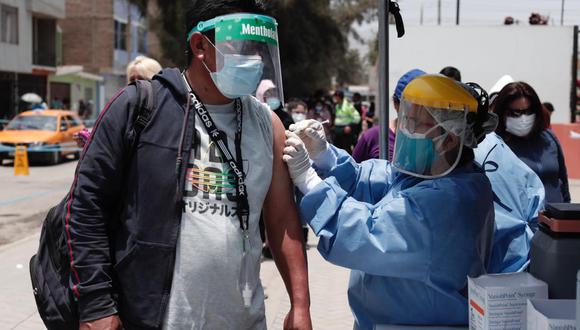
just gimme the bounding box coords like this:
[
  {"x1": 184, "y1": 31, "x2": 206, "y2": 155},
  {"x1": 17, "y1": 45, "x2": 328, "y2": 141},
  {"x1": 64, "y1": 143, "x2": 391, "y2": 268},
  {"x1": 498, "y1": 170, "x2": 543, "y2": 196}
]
[
  {"x1": 60, "y1": 0, "x2": 155, "y2": 111},
  {"x1": 0, "y1": 0, "x2": 65, "y2": 119}
]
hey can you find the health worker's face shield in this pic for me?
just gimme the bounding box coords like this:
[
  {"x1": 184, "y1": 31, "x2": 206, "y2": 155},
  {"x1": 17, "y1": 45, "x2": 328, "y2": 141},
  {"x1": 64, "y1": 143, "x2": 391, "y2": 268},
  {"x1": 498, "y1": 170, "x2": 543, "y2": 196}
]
[
  {"x1": 392, "y1": 99, "x2": 470, "y2": 179},
  {"x1": 188, "y1": 13, "x2": 284, "y2": 102}
]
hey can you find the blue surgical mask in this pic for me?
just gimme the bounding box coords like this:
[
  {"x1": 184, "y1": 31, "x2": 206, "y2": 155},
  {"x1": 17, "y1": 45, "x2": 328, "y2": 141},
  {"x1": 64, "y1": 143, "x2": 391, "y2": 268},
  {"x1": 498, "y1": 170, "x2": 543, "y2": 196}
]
[
  {"x1": 394, "y1": 130, "x2": 436, "y2": 175},
  {"x1": 315, "y1": 105, "x2": 323, "y2": 114},
  {"x1": 203, "y1": 54, "x2": 264, "y2": 99},
  {"x1": 266, "y1": 97, "x2": 281, "y2": 110}
]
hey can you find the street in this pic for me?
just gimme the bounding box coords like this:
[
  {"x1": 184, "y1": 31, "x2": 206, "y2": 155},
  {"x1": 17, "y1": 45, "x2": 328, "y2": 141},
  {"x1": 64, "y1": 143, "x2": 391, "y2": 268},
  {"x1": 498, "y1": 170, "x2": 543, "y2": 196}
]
[
  {"x1": 0, "y1": 162, "x2": 579, "y2": 329},
  {"x1": 0, "y1": 160, "x2": 76, "y2": 245}
]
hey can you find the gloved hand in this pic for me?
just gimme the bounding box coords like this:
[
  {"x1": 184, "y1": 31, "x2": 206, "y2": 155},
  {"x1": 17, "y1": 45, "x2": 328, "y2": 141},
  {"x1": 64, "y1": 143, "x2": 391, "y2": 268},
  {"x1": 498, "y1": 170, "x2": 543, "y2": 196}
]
[
  {"x1": 289, "y1": 119, "x2": 328, "y2": 159},
  {"x1": 283, "y1": 131, "x2": 322, "y2": 194}
]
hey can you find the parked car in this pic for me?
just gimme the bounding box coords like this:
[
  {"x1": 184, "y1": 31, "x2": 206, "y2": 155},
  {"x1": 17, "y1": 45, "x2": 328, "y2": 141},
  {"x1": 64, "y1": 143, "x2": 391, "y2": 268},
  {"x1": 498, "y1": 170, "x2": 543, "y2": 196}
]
[{"x1": 0, "y1": 110, "x2": 85, "y2": 165}]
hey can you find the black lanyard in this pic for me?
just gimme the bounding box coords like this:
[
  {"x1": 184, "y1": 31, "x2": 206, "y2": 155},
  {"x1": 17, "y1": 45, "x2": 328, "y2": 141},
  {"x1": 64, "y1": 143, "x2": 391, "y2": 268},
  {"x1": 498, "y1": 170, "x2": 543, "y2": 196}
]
[{"x1": 182, "y1": 74, "x2": 249, "y2": 232}]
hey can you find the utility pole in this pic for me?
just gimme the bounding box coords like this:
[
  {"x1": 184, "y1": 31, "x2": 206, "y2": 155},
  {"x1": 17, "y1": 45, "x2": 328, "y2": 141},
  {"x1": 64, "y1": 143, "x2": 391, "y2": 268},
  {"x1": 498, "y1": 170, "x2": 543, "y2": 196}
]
[
  {"x1": 456, "y1": 0, "x2": 460, "y2": 25},
  {"x1": 438, "y1": 0, "x2": 442, "y2": 25},
  {"x1": 420, "y1": 2, "x2": 424, "y2": 25},
  {"x1": 378, "y1": 0, "x2": 389, "y2": 160},
  {"x1": 561, "y1": 0, "x2": 565, "y2": 26}
]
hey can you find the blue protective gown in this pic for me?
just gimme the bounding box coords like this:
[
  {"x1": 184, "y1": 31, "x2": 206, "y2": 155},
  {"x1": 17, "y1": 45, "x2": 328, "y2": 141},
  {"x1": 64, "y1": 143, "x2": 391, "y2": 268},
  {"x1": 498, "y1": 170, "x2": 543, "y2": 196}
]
[
  {"x1": 473, "y1": 133, "x2": 545, "y2": 273},
  {"x1": 300, "y1": 146, "x2": 495, "y2": 329}
]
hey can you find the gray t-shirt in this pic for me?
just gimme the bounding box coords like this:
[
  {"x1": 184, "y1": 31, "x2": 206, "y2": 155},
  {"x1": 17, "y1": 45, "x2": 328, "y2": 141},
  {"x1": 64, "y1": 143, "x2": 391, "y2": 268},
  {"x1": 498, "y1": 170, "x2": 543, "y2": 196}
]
[{"x1": 162, "y1": 96, "x2": 273, "y2": 330}]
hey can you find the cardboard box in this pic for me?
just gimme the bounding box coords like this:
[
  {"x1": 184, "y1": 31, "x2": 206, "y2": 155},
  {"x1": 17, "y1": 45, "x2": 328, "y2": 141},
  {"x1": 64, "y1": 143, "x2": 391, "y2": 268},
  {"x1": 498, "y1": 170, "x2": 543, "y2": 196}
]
[
  {"x1": 468, "y1": 273, "x2": 548, "y2": 330},
  {"x1": 526, "y1": 299, "x2": 576, "y2": 330}
]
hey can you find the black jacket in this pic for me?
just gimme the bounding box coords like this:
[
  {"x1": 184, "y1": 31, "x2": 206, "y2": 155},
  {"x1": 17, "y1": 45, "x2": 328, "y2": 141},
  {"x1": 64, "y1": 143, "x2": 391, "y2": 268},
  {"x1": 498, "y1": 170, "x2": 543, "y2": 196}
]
[{"x1": 67, "y1": 69, "x2": 196, "y2": 329}]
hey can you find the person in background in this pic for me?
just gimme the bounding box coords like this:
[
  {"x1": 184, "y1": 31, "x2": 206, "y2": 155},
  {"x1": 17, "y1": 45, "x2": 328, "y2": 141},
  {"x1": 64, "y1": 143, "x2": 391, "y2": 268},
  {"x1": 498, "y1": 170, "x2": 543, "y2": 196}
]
[
  {"x1": 257, "y1": 79, "x2": 294, "y2": 129},
  {"x1": 307, "y1": 98, "x2": 332, "y2": 141},
  {"x1": 489, "y1": 74, "x2": 515, "y2": 105},
  {"x1": 286, "y1": 99, "x2": 307, "y2": 123},
  {"x1": 352, "y1": 69, "x2": 425, "y2": 162},
  {"x1": 77, "y1": 99, "x2": 86, "y2": 118},
  {"x1": 51, "y1": 97, "x2": 64, "y2": 109},
  {"x1": 284, "y1": 75, "x2": 498, "y2": 328},
  {"x1": 543, "y1": 102, "x2": 554, "y2": 116},
  {"x1": 542, "y1": 102, "x2": 554, "y2": 127},
  {"x1": 126, "y1": 55, "x2": 162, "y2": 83},
  {"x1": 493, "y1": 82, "x2": 571, "y2": 203},
  {"x1": 473, "y1": 131, "x2": 545, "y2": 274},
  {"x1": 364, "y1": 101, "x2": 375, "y2": 129},
  {"x1": 352, "y1": 92, "x2": 364, "y2": 136},
  {"x1": 332, "y1": 90, "x2": 361, "y2": 153},
  {"x1": 440, "y1": 66, "x2": 462, "y2": 82},
  {"x1": 84, "y1": 100, "x2": 94, "y2": 120},
  {"x1": 31, "y1": 102, "x2": 42, "y2": 110}
]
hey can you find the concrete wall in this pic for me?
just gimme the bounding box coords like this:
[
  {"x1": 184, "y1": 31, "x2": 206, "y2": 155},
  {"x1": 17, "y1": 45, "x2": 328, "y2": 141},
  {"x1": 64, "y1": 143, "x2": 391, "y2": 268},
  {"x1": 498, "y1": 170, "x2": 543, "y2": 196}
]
[
  {"x1": 0, "y1": 0, "x2": 65, "y2": 73},
  {"x1": 0, "y1": 0, "x2": 34, "y2": 73},
  {"x1": 112, "y1": 0, "x2": 147, "y2": 74},
  {"x1": 379, "y1": 26, "x2": 576, "y2": 124},
  {"x1": 60, "y1": 0, "x2": 114, "y2": 74}
]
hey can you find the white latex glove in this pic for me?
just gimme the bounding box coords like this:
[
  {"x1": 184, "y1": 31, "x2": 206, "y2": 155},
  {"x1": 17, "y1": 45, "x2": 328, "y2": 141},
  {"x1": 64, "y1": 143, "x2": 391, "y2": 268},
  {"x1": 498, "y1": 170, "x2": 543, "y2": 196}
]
[
  {"x1": 283, "y1": 131, "x2": 322, "y2": 194},
  {"x1": 289, "y1": 119, "x2": 328, "y2": 159}
]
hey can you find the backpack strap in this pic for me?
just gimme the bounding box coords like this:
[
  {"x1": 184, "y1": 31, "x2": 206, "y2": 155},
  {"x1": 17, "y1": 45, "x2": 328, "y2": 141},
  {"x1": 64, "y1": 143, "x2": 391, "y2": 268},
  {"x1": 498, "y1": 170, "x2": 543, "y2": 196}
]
[
  {"x1": 127, "y1": 80, "x2": 156, "y2": 151},
  {"x1": 132, "y1": 80, "x2": 156, "y2": 137}
]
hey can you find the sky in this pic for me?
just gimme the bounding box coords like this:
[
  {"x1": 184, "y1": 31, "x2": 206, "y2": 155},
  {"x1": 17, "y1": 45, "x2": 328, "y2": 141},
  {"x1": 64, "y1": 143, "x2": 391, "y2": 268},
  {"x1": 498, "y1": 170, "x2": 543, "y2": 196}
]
[{"x1": 351, "y1": 0, "x2": 580, "y2": 55}]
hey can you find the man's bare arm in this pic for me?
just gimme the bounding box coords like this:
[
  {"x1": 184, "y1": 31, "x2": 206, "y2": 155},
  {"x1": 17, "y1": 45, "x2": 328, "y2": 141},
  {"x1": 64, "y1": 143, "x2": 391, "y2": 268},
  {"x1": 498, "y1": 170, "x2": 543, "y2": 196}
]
[{"x1": 263, "y1": 114, "x2": 311, "y2": 329}]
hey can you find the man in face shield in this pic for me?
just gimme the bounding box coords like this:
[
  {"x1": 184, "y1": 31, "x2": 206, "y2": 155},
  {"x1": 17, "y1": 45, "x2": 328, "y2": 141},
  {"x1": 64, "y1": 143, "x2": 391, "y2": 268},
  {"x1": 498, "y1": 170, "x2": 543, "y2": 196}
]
[
  {"x1": 283, "y1": 75, "x2": 499, "y2": 328},
  {"x1": 68, "y1": 1, "x2": 311, "y2": 329}
]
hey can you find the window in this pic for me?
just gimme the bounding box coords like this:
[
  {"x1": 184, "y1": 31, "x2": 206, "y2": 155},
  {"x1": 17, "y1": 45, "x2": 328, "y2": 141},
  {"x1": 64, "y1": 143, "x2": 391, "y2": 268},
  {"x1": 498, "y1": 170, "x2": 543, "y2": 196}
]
[
  {"x1": 33, "y1": 17, "x2": 56, "y2": 66},
  {"x1": 114, "y1": 20, "x2": 127, "y2": 50},
  {"x1": 65, "y1": 115, "x2": 82, "y2": 127},
  {"x1": 6, "y1": 116, "x2": 57, "y2": 132},
  {"x1": 137, "y1": 26, "x2": 147, "y2": 53},
  {"x1": 1, "y1": 5, "x2": 18, "y2": 44},
  {"x1": 59, "y1": 117, "x2": 68, "y2": 131}
]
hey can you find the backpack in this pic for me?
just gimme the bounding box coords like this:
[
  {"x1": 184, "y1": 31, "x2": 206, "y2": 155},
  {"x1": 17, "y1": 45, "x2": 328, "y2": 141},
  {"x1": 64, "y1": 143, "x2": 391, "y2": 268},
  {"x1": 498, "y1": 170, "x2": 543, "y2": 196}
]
[{"x1": 28, "y1": 80, "x2": 156, "y2": 330}]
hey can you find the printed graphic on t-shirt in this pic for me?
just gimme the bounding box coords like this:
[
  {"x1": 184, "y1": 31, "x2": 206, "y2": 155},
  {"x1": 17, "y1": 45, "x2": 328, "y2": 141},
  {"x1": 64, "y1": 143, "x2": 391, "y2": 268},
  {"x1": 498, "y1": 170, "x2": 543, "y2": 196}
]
[{"x1": 183, "y1": 129, "x2": 248, "y2": 219}]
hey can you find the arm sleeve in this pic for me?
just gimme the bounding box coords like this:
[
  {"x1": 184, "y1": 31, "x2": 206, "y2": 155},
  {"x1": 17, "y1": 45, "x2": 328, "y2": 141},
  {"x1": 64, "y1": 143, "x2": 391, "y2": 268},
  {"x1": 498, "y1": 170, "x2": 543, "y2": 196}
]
[
  {"x1": 352, "y1": 134, "x2": 370, "y2": 163},
  {"x1": 312, "y1": 145, "x2": 391, "y2": 200},
  {"x1": 67, "y1": 88, "x2": 134, "y2": 321},
  {"x1": 554, "y1": 136, "x2": 571, "y2": 203},
  {"x1": 300, "y1": 177, "x2": 432, "y2": 280}
]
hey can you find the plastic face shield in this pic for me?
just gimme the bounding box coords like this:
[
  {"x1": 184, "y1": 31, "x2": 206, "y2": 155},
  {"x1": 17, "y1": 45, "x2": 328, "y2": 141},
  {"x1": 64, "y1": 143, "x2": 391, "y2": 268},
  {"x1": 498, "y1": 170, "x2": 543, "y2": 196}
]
[
  {"x1": 188, "y1": 13, "x2": 284, "y2": 103},
  {"x1": 392, "y1": 99, "x2": 469, "y2": 179}
]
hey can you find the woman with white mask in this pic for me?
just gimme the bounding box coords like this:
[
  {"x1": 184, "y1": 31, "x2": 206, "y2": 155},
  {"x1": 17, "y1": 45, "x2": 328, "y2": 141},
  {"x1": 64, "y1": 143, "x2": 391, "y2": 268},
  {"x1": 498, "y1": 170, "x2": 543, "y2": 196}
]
[{"x1": 493, "y1": 81, "x2": 571, "y2": 203}]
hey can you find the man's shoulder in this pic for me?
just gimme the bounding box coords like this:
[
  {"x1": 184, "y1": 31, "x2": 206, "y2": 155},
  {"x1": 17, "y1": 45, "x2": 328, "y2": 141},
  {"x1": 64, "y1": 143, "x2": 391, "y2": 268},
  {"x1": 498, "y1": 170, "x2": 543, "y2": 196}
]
[{"x1": 243, "y1": 96, "x2": 272, "y2": 124}]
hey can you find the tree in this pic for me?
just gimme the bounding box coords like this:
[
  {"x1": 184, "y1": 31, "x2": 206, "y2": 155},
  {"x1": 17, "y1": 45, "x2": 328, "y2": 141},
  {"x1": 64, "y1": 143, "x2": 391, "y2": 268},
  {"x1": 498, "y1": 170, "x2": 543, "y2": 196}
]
[
  {"x1": 331, "y1": 0, "x2": 378, "y2": 43},
  {"x1": 136, "y1": 0, "x2": 366, "y2": 97},
  {"x1": 266, "y1": 0, "x2": 350, "y2": 96}
]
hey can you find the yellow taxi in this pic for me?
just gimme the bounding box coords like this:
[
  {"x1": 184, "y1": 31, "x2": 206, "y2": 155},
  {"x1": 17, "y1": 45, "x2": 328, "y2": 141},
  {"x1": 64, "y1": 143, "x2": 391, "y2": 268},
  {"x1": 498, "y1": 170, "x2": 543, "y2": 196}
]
[{"x1": 0, "y1": 110, "x2": 85, "y2": 164}]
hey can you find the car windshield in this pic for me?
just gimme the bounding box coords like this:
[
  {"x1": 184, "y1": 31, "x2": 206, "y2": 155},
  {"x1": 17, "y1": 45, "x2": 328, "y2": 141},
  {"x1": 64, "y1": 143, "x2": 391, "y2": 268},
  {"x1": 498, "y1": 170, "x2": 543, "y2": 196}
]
[{"x1": 5, "y1": 115, "x2": 58, "y2": 131}]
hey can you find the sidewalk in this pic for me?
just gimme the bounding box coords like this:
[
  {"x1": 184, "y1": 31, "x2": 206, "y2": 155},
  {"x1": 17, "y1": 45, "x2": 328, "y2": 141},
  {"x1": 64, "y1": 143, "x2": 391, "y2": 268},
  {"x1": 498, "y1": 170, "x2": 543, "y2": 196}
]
[
  {"x1": 0, "y1": 234, "x2": 44, "y2": 329},
  {"x1": 262, "y1": 235, "x2": 353, "y2": 329}
]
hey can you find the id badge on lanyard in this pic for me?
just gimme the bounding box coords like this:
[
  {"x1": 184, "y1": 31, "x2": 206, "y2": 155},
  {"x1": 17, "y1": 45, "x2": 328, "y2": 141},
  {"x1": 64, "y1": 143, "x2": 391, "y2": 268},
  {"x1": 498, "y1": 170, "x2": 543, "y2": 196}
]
[{"x1": 182, "y1": 72, "x2": 254, "y2": 307}]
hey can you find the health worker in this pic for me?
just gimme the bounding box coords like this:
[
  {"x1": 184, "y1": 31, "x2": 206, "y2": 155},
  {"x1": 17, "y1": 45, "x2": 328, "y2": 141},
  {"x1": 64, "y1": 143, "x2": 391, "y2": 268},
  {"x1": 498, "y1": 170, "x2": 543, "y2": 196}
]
[{"x1": 283, "y1": 75, "x2": 499, "y2": 329}]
